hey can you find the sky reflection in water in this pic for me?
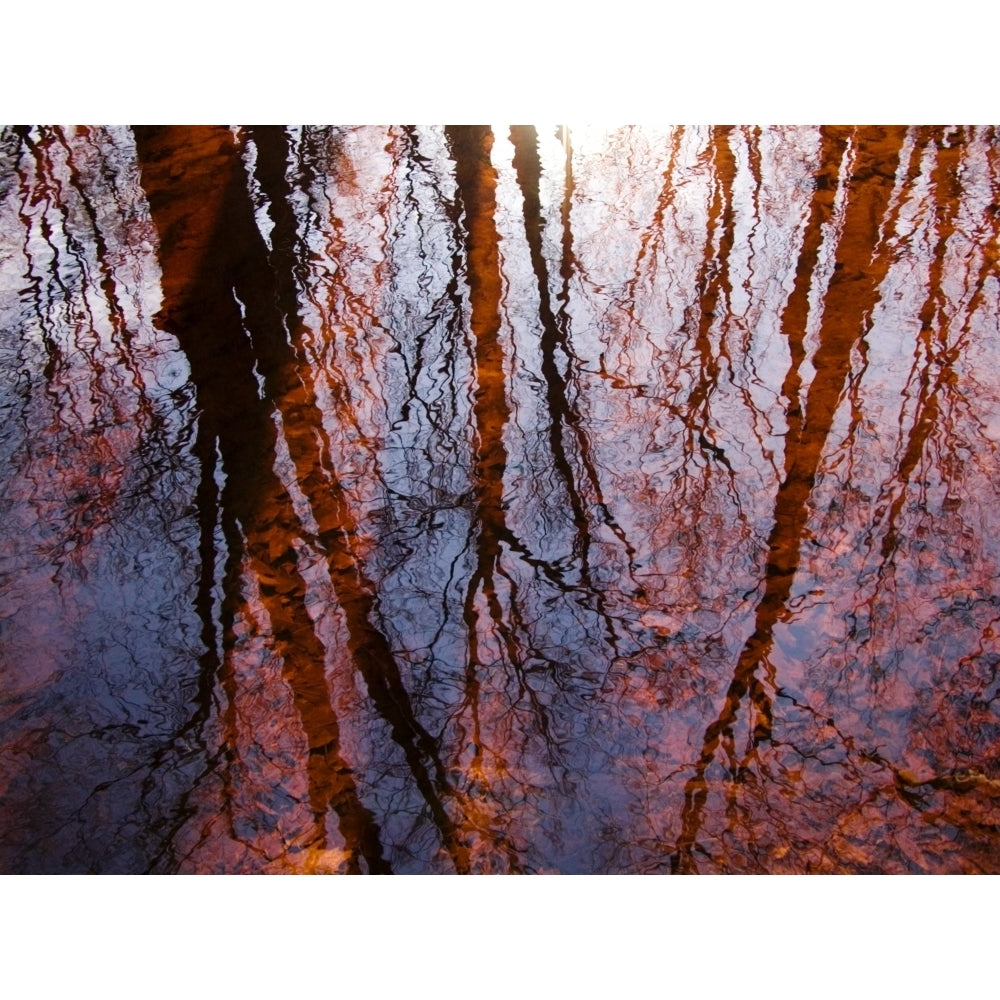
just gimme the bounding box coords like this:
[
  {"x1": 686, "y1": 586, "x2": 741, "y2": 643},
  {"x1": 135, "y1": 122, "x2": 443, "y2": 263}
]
[{"x1": 1, "y1": 125, "x2": 999, "y2": 873}]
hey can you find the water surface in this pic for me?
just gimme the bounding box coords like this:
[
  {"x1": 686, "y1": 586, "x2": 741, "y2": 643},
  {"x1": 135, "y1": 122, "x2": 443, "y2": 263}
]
[{"x1": 2, "y1": 125, "x2": 999, "y2": 873}]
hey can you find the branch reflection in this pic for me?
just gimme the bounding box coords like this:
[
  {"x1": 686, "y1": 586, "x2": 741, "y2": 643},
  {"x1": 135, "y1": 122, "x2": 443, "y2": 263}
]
[{"x1": 2, "y1": 126, "x2": 999, "y2": 873}]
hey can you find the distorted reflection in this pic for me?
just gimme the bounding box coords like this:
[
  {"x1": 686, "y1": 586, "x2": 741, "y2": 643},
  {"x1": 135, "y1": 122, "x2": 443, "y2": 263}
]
[{"x1": 2, "y1": 125, "x2": 999, "y2": 873}]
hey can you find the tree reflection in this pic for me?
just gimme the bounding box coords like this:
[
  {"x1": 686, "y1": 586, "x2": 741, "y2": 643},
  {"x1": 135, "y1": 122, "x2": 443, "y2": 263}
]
[
  {"x1": 134, "y1": 126, "x2": 392, "y2": 873},
  {"x1": 3, "y1": 125, "x2": 1000, "y2": 873},
  {"x1": 672, "y1": 127, "x2": 908, "y2": 871}
]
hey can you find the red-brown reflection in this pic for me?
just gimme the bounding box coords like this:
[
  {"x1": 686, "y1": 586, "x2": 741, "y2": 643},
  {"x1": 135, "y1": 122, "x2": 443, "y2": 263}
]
[
  {"x1": 4, "y1": 126, "x2": 1000, "y2": 873},
  {"x1": 671, "y1": 127, "x2": 907, "y2": 871},
  {"x1": 133, "y1": 126, "x2": 392, "y2": 873},
  {"x1": 136, "y1": 126, "x2": 537, "y2": 873}
]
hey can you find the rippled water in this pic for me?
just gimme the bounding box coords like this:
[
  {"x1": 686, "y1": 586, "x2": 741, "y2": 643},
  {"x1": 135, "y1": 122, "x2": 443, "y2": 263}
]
[{"x1": 1, "y1": 125, "x2": 999, "y2": 874}]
